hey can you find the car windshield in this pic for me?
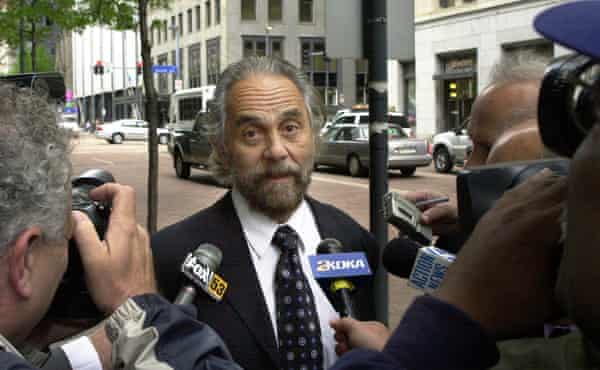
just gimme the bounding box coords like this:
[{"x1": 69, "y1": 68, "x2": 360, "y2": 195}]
[{"x1": 358, "y1": 125, "x2": 407, "y2": 139}]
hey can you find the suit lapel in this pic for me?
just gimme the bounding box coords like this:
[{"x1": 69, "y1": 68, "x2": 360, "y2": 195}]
[{"x1": 215, "y1": 194, "x2": 280, "y2": 368}]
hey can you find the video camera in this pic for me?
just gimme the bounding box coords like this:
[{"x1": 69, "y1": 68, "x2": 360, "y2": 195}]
[
  {"x1": 47, "y1": 169, "x2": 114, "y2": 320},
  {"x1": 457, "y1": 53, "x2": 599, "y2": 238}
]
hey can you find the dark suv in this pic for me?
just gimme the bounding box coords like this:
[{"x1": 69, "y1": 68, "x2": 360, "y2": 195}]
[{"x1": 168, "y1": 112, "x2": 213, "y2": 179}]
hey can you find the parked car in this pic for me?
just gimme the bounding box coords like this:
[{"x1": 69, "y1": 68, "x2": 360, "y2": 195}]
[
  {"x1": 168, "y1": 112, "x2": 213, "y2": 179},
  {"x1": 323, "y1": 109, "x2": 414, "y2": 137},
  {"x1": 95, "y1": 119, "x2": 170, "y2": 144},
  {"x1": 315, "y1": 124, "x2": 431, "y2": 177},
  {"x1": 57, "y1": 116, "x2": 80, "y2": 137},
  {"x1": 431, "y1": 127, "x2": 473, "y2": 173}
]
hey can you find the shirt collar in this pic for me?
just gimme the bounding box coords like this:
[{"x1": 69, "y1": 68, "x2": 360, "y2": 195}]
[{"x1": 231, "y1": 188, "x2": 316, "y2": 259}]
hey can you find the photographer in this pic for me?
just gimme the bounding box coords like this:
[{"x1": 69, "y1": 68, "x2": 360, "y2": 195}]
[{"x1": 0, "y1": 84, "x2": 241, "y2": 370}]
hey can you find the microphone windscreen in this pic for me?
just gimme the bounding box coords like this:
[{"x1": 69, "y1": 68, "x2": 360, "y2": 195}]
[
  {"x1": 317, "y1": 238, "x2": 344, "y2": 254},
  {"x1": 382, "y1": 237, "x2": 423, "y2": 278}
]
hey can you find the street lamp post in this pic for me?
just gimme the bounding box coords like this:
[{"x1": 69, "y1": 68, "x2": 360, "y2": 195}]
[
  {"x1": 169, "y1": 24, "x2": 181, "y2": 90},
  {"x1": 265, "y1": 25, "x2": 273, "y2": 57}
]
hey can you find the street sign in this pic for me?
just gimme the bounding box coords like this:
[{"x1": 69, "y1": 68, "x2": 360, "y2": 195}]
[
  {"x1": 63, "y1": 107, "x2": 78, "y2": 113},
  {"x1": 152, "y1": 65, "x2": 178, "y2": 74},
  {"x1": 326, "y1": 0, "x2": 414, "y2": 61}
]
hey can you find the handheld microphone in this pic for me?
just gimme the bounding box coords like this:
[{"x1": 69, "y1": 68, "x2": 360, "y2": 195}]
[
  {"x1": 382, "y1": 237, "x2": 423, "y2": 278},
  {"x1": 310, "y1": 239, "x2": 372, "y2": 318},
  {"x1": 175, "y1": 243, "x2": 228, "y2": 305},
  {"x1": 407, "y1": 247, "x2": 455, "y2": 293}
]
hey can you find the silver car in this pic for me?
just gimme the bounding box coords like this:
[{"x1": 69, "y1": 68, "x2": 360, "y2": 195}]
[{"x1": 316, "y1": 124, "x2": 432, "y2": 177}]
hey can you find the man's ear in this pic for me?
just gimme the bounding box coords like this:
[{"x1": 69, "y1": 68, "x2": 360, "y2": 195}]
[{"x1": 7, "y1": 227, "x2": 42, "y2": 299}]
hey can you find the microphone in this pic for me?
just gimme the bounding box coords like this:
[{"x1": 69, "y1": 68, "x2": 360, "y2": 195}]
[
  {"x1": 407, "y1": 247, "x2": 455, "y2": 293},
  {"x1": 382, "y1": 237, "x2": 423, "y2": 278},
  {"x1": 175, "y1": 243, "x2": 228, "y2": 305},
  {"x1": 310, "y1": 238, "x2": 372, "y2": 318}
]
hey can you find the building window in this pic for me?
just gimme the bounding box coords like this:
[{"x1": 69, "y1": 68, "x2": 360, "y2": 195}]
[
  {"x1": 187, "y1": 9, "x2": 193, "y2": 33},
  {"x1": 178, "y1": 13, "x2": 183, "y2": 35},
  {"x1": 171, "y1": 16, "x2": 176, "y2": 38},
  {"x1": 269, "y1": 0, "x2": 282, "y2": 22},
  {"x1": 439, "y1": 0, "x2": 455, "y2": 8},
  {"x1": 163, "y1": 20, "x2": 168, "y2": 41},
  {"x1": 242, "y1": 0, "x2": 256, "y2": 21},
  {"x1": 205, "y1": 0, "x2": 211, "y2": 27},
  {"x1": 195, "y1": 6, "x2": 201, "y2": 30},
  {"x1": 215, "y1": 0, "x2": 221, "y2": 24},
  {"x1": 301, "y1": 38, "x2": 337, "y2": 106},
  {"x1": 158, "y1": 53, "x2": 169, "y2": 94},
  {"x1": 299, "y1": 0, "x2": 313, "y2": 23},
  {"x1": 149, "y1": 25, "x2": 153, "y2": 46},
  {"x1": 356, "y1": 59, "x2": 368, "y2": 104},
  {"x1": 206, "y1": 38, "x2": 220, "y2": 84},
  {"x1": 156, "y1": 24, "x2": 161, "y2": 44},
  {"x1": 188, "y1": 43, "x2": 202, "y2": 88},
  {"x1": 242, "y1": 36, "x2": 284, "y2": 58}
]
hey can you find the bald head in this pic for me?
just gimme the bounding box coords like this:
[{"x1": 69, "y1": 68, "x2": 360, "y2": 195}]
[{"x1": 466, "y1": 81, "x2": 542, "y2": 167}]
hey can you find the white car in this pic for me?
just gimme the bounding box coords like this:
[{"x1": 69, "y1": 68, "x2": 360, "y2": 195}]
[
  {"x1": 95, "y1": 119, "x2": 170, "y2": 144},
  {"x1": 325, "y1": 110, "x2": 414, "y2": 137},
  {"x1": 57, "y1": 117, "x2": 81, "y2": 137}
]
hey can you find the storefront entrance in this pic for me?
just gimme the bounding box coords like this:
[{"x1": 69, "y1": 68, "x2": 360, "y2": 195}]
[
  {"x1": 434, "y1": 53, "x2": 477, "y2": 131},
  {"x1": 444, "y1": 78, "x2": 475, "y2": 130}
]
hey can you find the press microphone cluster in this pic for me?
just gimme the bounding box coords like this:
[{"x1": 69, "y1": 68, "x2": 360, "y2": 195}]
[
  {"x1": 310, "y1": 238, "x2": 372, "y2": 318},
  {"x1": 175, "y1": 243, "x2": 229, "y2": 305}
]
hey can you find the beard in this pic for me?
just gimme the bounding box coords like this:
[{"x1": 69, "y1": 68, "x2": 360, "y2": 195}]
[{"x1": 232, "y1": 155, "x2": 314, "y2": 221}]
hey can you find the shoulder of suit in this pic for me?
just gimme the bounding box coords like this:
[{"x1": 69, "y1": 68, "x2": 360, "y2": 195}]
[{"x1": 306, "y1": 196, "x2": 367, "y2": 230}]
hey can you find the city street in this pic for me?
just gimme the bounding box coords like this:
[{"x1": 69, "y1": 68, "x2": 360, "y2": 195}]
[{"x1": 71, "y1": 134, "x2": 458, "y2": 327}]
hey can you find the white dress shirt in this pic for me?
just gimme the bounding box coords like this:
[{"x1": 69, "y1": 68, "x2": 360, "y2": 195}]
[{"x1": 232, "y1": 189, "x2": 340, "y2": 369}]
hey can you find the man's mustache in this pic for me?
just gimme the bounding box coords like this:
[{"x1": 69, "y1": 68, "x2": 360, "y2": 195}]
[{"x1": 256, "y1": 162, "x2": 302, "y2": 178}]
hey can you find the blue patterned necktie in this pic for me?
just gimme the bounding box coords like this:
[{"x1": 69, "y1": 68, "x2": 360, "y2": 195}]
[{"x1": 272, "y1": 225, "x2": 324, "y2": 370}]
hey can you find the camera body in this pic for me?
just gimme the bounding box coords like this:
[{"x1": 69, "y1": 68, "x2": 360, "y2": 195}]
[
  {"x1": 456, "y1": 159, "x2": 569, "y2": 237},
  {"x1": 46, "y1": 169, "x2": 114, "y2": 319}
]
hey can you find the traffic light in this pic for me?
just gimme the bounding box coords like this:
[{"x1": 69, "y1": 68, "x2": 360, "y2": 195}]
[
  {"x1": 93, "y1": 60, "x2": 104, "y2": 75},
  {"x1": 302, "y1": 48, "x2": 311, "y2": 66},
  {"x1": 136, "y1": 62, "x2": 143, "y2": 75}
]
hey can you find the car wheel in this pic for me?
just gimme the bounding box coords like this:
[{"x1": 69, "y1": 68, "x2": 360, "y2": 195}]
[
  {"x1": 434, "y1": 147, "x2": 453, "y2": 173},
  {"x1": 347, "y1": 155, "x2": 365, "y2": 177},
  {"x1": 400, "y1": 167, "x2": 416, "y2": 177},
  {"x1": 174, "y1": 151, "x2": 191, "y2": 179},
  {"x1": 159, "y1": 135, "x2": 169, "y2": 145},
  {"x1": 112, "y1": 133, "x2": 124, "y2": 144}
]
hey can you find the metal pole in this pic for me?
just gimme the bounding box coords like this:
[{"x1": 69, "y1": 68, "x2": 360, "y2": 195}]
[
  {"x1": 122, "y1": 31, "x2": 127, "y2": 118},
  {"x1": 176, "y1": 26, "x2": 180, "y2": 84},
  {"x1": 266, "y1": 26, "x2": 270, "y2": 57},
  {"x1": 135, "y1": 26, "x2": 140, "y2": 119},
  {"x1": 364, "y1": 0, "x2": 388, "y2": 325},
  {"x1": 111, "y1": 29, "x2": 115, "y2": 122},
  {"x1": 100, "y1": 26, "x2": 105, "y2": 124},
  {"x1": 90, "y1": 28, "x2": 96, "y2": 126}
]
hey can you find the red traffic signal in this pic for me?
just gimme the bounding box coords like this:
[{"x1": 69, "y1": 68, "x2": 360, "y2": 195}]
[
  {"x1": 93, "y1": 60, "x2": 104, "y2": 75},
  {"x1": 136, "y1": 62, "x2": 143, "y2": 75}
]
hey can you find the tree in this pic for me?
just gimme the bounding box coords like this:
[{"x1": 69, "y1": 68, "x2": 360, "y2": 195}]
[
  {"x1": 8, "y1": 44, "x2": 55, "y2": 73},
  {"x1": 0, "y1": 0, "x2": 89, "y2": 72},
  {"x1": 86, "y1": 0, "x2": 170, "y2": 233}
]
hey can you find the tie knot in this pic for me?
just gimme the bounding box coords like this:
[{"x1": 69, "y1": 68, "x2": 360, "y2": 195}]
[{"x1": 272, "y1": 225, "x2": 300, "y2": 252}]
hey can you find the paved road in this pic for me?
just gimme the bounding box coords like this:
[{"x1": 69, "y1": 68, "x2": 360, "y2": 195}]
[{"x1": 71, "y1": 134, "x2": 458, "y2": 328}]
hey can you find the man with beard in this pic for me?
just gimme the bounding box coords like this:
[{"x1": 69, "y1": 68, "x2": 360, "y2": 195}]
[{"x1": 151, "y1": 57, "x2": 378, "y2": 370}]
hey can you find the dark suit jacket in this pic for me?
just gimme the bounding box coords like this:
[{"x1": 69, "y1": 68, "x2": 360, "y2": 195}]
[{"x1": 151, "y1": 192, "x2": 378, "y2": 370}]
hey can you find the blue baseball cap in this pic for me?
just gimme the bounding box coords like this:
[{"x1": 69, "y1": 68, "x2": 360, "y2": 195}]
[{"x1": 534, "y1": 0, "x2": 600, "y2": 60}]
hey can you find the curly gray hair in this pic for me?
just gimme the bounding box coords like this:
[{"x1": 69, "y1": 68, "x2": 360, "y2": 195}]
[
  {"x1": 0, "y1": 84, "x2": 72, "y2": 255},
  {"x1": 206, "y1": 56, "x2": 324, "y2": 185}
]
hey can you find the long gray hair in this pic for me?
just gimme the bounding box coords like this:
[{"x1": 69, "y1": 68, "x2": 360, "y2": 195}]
[
  {"x1": 206, "y1": 57, "x2": 324, "y2": 185},
  {"x1": 0, "y1": 84, "x2": 72, "y2": 255}
]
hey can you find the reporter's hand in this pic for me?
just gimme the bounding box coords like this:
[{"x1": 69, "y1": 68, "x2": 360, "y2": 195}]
[
  {"x1": 72, "y1": 183, "x2": 157, "y2": 315},
  {"x1": 433, "y1": 169, "x2": 566, "y2": 339},
  {"x1": 330, "y1": 318, "x2": 390, "y2": 356},
  {"x1": 400, "y1": 190, "x2": 459, "y2": 235}
]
